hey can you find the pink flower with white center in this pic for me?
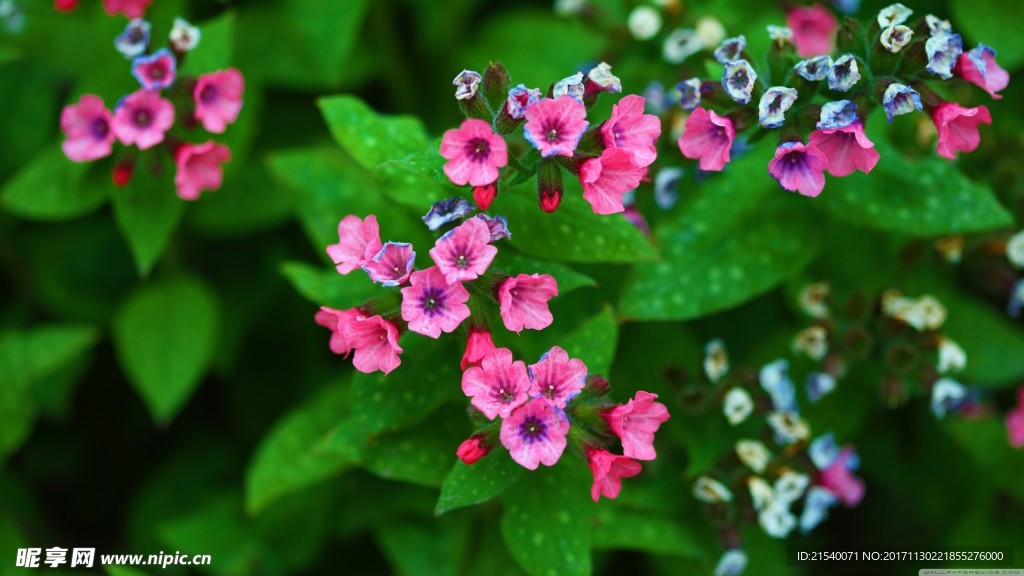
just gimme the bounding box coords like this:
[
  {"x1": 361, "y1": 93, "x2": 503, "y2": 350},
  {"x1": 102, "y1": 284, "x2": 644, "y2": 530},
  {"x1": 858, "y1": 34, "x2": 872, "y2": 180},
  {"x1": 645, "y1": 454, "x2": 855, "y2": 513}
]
[
  {"x1": 587, "y1": 447, "x2": 643, "y2": 502},
  {"x1": 439, "y1": 119, "x2": 508, "y2": 187},
  {"x1": 528, "y1": 346, "x2": 587, "y2": 409},
  {"x1": 957, "y1": 45, "x2": 1009, "y2": 100},
  {"x1": 60, "y1": 95, "x2": 115, "y2": 162},
  {"x1": 603, "y1": 391, "x2": 670, "y2": 461},
  {"x1": 581, "y1": 147, "x2": 647, "y2": 215},
  {"x1": 400, "y1": 266, "x2": 471, "y2": 338},
  {"x1": 807, "y1": 121, "x2": 880, "y2": 177},
  {"x1": 103, "y1": 0, "x2": 149, "y2": 18},
  {"x1": 112, "y1": 89, "x2": 174, "y2": 150},
  {"x1": 340, "y1": 314, "x2": 403, "y2": 375},
  {"x1": 314, "y1": 306, "x2": 361, "y2": 357},
  {"x1": 194, "y1": 68, "x2": 245, "y2": 134},
  {"x1": 523, "y1": 95, "x2": 589, "y2": 158},
  {"x1": 326, "y1": 215, "x2": 383, "y2": 275},
  {"x1": 131, "y1": 49, "x2": 176, "y2": 91},
  {"x1": 678, "y1": 107, "x2": 735, "y2": 172},
  {"x1": 931, "y1": 103, "x2": 991, "y2": 160},
  {"x1": 456, "y1": 435, "x2": 492, "y2": 465},
  {"x1": 498, "y1": 273, "x2": 558, "y2": 333},
  {"x1": 460, "y1": 326, "x2": 496, "y2": 371},
  {"x1": 429, "y1": 217, "x2": 498, "y2": 285},
  {"x1": 461, "y1": 347, "x2": 530, "y2": 420},
  {"x1": 500, "y1": 397, "x2": 570, "y2": 470},
  {"x1": 768, "y1": 141, "x2": 829, "y2": 197},
  {"x1": 787, "y1": 4, "x2": 836, "y2": 57},
  {"x1": 1007, "y1": 386, "x2": 1024, "y2": 449},
  {"x1": 601, "y1": 94, "x2": 662, "y2": 168},
  {"x1": 173, "y1": 141, "x2": 231, "y2": 201},
  {"x1": 817, "y1": 447, "x2": 864, "y2": 506},
  {"x1": 362, "y1": 242, "x2": 415, "y2": 287}
]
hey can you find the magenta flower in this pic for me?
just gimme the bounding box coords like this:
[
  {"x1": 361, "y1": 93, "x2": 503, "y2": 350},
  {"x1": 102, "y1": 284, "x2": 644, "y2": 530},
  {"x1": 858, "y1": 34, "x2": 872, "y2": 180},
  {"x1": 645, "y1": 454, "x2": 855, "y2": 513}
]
[
  {"x1": 340, "y1": 314, "x2": 403, "y2": 375},
  {"x1": 326, "y1": 215, "x2": 382, "y2": 275},
  {"x1": 461, "y1": 347, "x2": 530, "y2": 420},
  {"x1": 314, "y1": 306, "x2": 360, "y2": 357},
  {"x1": 103, "y1": 0, "x2": 150, "y2": 18},
  {"x1": 362, "y1": 242, "x2": 415, "y2": 287},
  {"x1": 112, "y1": 89, "x2": 174, "y2": 150},
  {"x1": 601, "y1": 94, "x2": 662, "y2": 168},
  {"x1": 580, "y1": 148, "x2": 646, "y2": 215},
  {"x1": 528, "y1": 346, "x2": 587, "y2": 409},
  {"x1": 523, "y1": 95, "x2": 589, "y2": 158},
  {"x1": 1007, "y1": 386, "x2": 1024, "y2": 449},
  {"x1": 440, "y1": 118, "x2": 508, "y2": 187},
  {"x1": 957, "y1": 45, "x2": 1009, "y2": 100},
  {"x1": 456, "y1": 435, "x2": 492, "y2": 465},
  {"x1": 428, "y1": 218, "x2": 498, "y2": 285},
  {"x1": 931, "y1": 103, "x2": 991, "y2": 160},
  {"x1": 131, "y1": 48, "x2": 176, "y2": 90},
  {"x1": 787, "y1": 4, "x2": 836, "y2": 57},
  {"x1": 817, "y1": 447, "x2": 864, "y2": 506},
  {"x1": 60, "y1": 95, "x2": 115, "y2": 162},
  {"x1": 678, "y1": 107, "x2": 735, "y2": 172},
  {"x1": 460, "y1": 326, "x2": 496, "y2": 371},
  {"x1": 587, "y1": 447, "x2": 642, "y2": 502},
  {"x1": 400, "y1": 266, "x2": 471, "y2": 338},
  {"x1": 768, "y1": 142, "x2": 829, "y2": 197},
  {"x1": 498, "y1": 273, "x2": 558, "y2": 333},
  {"x1": 194, "y1": 68, "x2": 245, "y2": 134},
  {"x1": 807, "y1": 121, "x2": 880, "y2": 177},
  {"x1": 173, "y1": 141, "x2": 231, "y2": 201},
  {"x1": 500, "y1": 397, "x2": 570, "y2": 470},
  {"x1": 473, "y1": 184, "x2": 496, "y2": 211},
  {"x1": 603, "y1": 391, "x2": 670, "y2": 461}
]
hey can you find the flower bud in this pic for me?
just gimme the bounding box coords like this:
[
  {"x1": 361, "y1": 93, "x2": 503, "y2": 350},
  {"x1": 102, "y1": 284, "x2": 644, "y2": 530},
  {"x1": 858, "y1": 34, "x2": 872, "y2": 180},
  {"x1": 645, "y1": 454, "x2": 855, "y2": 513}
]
[
  {"x1": 537, "y1": 159, "x2": 564, "y2": 213},
  {"x1": 456, "y1": 434, "x2": 492, "y2": 465}
]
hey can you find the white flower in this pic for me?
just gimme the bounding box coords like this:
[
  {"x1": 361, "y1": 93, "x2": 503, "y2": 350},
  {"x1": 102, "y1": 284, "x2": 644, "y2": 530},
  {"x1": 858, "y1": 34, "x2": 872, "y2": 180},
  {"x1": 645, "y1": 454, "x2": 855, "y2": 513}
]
[
  {"x1": 877, "y1": 3, "x2": 913, "y2": 27},
  {"x1": 736, "y1": 439, "x2": 772, "y2": 474},
  {"x1": 693, "y1": 476, "x2": 734, "y2": 503},
  {"x1": 723, "y1": 388, "x2": 753, "y2": 425},
  {"x1": 704, "y1": 339, "x2": 729, "y2": 383},
  {"x1": 696, "y1": 16, "x2": 726, "y2": 48},
  {"x1": 757, "y1": 86, "x2": 798, "y2": 129},
  {"x1": 884, "y1": 291, "x2": 947, "y2": 332},
  {"x1": 663, "y1": 28, "x2": 704, "y2": 64},
  {"x1": 925, "y1": 14, "x2": 953, "y2": 37},
  {"x1": 773, "y1": 471, "x2": 810, "y2": 504},
  {"x1": 937, "y1": 337, "x2": 967, "y2": 374},
  {"x1": 748, "y1": 476, "x2": 774, "y2": 511},
  {"x1": 798, "y1": 282, "x2": 830, "y2": 318},
  {"x1": 931, "y1": 377, "x2": 967, "y2": 418},
  {"x1": 792, "y1": 326, "x2": 829, "y2": 361},
  {"x1": 553, "y1": 72, "x2": 585, "y2": 101},
  {"x1": 934, "y1": 235, "x2": 964, "y2": 263},
  {"x1": 170, "y1": 17, "x2": 201, "y2": 53},
  {"x1": 759, "y1": 501, "x2": 797, "y2": 538},
  {"x1": 628, "y1": 6, "x2": 663, "y2": 40},
  {"x1": 554, "y1": 0, "x2": 586, "y2": 16},
  {"x1": 714, "y1": 549, "x2": 748, "y2": 576},
  {"x1": 880, "y1": 25, "x2": 914, "y2": 53},
  {"x1": 760, "y1": 359, "x2": 795, "y2": 412},
  {"x1": 588, "y1": 62, "x2": 622, "y2": 92},
  {"x1": 767, "y1": 25, "x2": 793, "y2": 44},
  {"x1": 768, "y1": 411, "x2": 810, "y2": 445},
  {"x1": 1007, "y1": 230, "x2": 1024, "y2": 268}
]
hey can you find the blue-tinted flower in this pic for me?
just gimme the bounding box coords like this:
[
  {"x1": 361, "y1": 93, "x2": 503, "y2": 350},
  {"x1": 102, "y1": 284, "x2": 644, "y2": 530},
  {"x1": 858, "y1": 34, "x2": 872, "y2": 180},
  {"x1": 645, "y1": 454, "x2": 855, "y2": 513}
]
[
  {"x1": 760, "y1": 359, "x2": 797, "y2": 412},
  {"x1": 925, "y1": 14, "x2": 952, "y2": 37},
  {"x1": 713, "y1": 35, "x2": 746, "y2": 64},
  {"x1": 758, "y1": 86, "x2": 798, "y2": 128},
  {"x1": 882, "y1": 83, "x2": 922, "y2": 123},
  {"x1": 422, "y1": 197, "x2": 474, "y2": 231},
  {"x1": 827, "y1": 55, "x2": 860, "y2": 92},
  {"x1": 930, "y1": 377, "x2": 967, "y2": 418},
  {"x1": 806, "y1": 372, "x2": 837, "y2": 403},
  {"x1": 766, "y1": 25, "x2": 793, "y2": 45},
  {"x1": 643, "y1": 81, "x2": 674, "y2": 115},
  {"x1": 131, "y1": 49, "x2": 176, "y2": 90},
  {"x1": 1008, "y1": 280, "x2": 1024, "y2": 318},
  {"x1": 115, "y1": 19, "x2": 151, "y2": 59},
  {"x1": 759, "y1": 500, "x2": 797, "y2": 538},
  {"x1": 714, "y1": 549, "x2": 748, "y2": 576},
  {"x1": 506, "y1": 85, "x2": 542, "y2": 120},
  {"x1": 654, "y1": 167, "x2": 683, "y2": 210},
  {"x1": 722, "y1": 59, "x2": 758, "y2": 104},
  {"x1": 362, "y1": 242, "x2": 416, "y2": 287},
  {"x1": 662, "y1": 28, "x2": 703, "y2": 64},
  {"x1": 794, "y1": 55, "x2": 833, "y2": 81},
  {"x1": 832, "y1": 0, "x2": 860, "y2": 15},
  {"x1": 800, "y1": 486, "x2": 839, "y2": 533},
  {"x1": 453, "y1": 70, "x2": 482, "y2": 100},
  {"x1": 553, "y1": 72, "x2": 585, "y2": 102},
  {"x1": 880, "y1": 25, "x2": 913, "y2": 53},
  {"x1": 817, "y1": 100, "x2": 858, "y2": 130},
  {"x1": 877, "y1": 3, "x2": 912, "y2": 27},
  {"x1": 676, "y1": 78, "x2": 703, "y2": 111},
  {"x1": 926, "y1": 33, "x2": 963, "y2": 79},
  {"x1": 473, "y1": 213, "x2": 510, "y2": 242},
  {"x1": 587, "y1": 62, "x2": 621, "y2": 93},
  {"x1": 0, "y1": 0, "x2": 24, "y2": 34},
  {"x1": 809, "y1": 432, "x2": 840, "y2": 469}
]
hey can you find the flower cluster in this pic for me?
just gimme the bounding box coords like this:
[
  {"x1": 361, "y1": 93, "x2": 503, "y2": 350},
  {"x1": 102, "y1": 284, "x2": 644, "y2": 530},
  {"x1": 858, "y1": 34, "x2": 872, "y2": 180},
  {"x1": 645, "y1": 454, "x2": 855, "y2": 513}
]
[
  {"x1": 442, "y1": 62, "x2": 662, "y2": 214},
  {"x1": 59, "y1": 14, "x2": 244, "y2": 200},
  {"x1": 667, "y1": 2, "x2": 1005, "y2": 197}
]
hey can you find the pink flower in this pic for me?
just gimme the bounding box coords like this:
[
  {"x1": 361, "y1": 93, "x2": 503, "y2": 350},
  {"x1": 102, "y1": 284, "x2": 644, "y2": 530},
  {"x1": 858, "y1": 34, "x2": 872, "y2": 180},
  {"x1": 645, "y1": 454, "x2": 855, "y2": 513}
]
[
  {"x1": 429, "y1": 218, "x2": 498, "y2": 285},
  {"x1": 601, "y1": 94, "x2": 662, "y2": 168},
  {"x1": 817, "y1": 447, "x2": 865, "y2": 506},
  {"x1": 587, "y1": 447, "x2": 642, "y2": 502},
  {"x1": 523, "y1": 95, "x2": 589, "y2": 158},
  {"x1": 1007, "y1": 386, "x2": 1024, "y2": 449},
  {"x1": 103, "y1": 0, "x2": 150, "y2": 18},
  {"x1": 807, "y1": 121, "x2": 880, "y2": 177},
  {"x1": 60, "y1": 95, "x2": 115, "y2": 162},
  {"x1": 787, "y1": 4, "x2": 837, "y2": 57},
  {"x1": 461, "y1": 347, "x2": 530, "y2": 420},
  {"x1": 341, "y1": 314, "x2": 403, "y2": 374},
  {"x1": 678, "y1": 107, "x2": 735, "y2": 171},
  {"x1": 768, "y1": 141, "x2": 829, "y2": 197},
  {"x1": 931, "y1": 103, "x2": 991, "y2": 160},
  {"x1": 580, "y1": 148, "x2": 646, "y2": 215},
  {"x1": 603, "y1": 391, "x2": 670, "y2": 461},
  {"x1": 194, "y1": 68, "x2": 245, "y2": 134},
  {"x1": 461, "y1": 326, "x2": 496, "y2": 371},
  {"x1": 500, "y1": 397, "x2": 570, "y2": 470},
  {"x1": 400, "y1": 266, "x2": 471, "y2": 338},
  {"x1": 528, "y1": 346, "x2": 587, "y2": 409},
  {"x1": 112, "y1": 89, "x2": 174, "y2": 150},
  {"x1": 131, "y1": 49, "x2": 176, "y2": 91},
  {"x1": 173, "y1": 141, "x2": 231, "y2": 201},
  {"x1": 362, "y1": 242, "x2": 415, "y2": 286},
  {"x1": 439, "y1": 118, "x2": 508, "y2": 187},
  {"x1": 55, "y1": 0, "x2": 79, "y2": 12},
  {"x1": 314, "y1": 306, "x2": 361, "y2": 357},
  {"x1": 326, "y1": 215, "x2": 383, "y2": 275},
  {"x1": 457, "y1": 435, "x2": 492, "y2": 465},
  {"x1": 473, "y1": 183, "x2": 497, "y2": 210},
  {"x1": 957, "y1": 45, "x2": 1009, "y2": 100},
  {"x1": 498, "y1": 273, "x2": 558, "y2": 333}
]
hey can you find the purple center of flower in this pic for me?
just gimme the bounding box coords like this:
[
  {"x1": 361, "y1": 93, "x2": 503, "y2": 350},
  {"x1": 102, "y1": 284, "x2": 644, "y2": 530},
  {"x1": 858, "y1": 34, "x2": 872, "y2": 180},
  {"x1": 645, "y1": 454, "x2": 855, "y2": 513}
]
[
  {"x1": 728, "y1": 70, "x2": 749, "y2": 91},
  {"x1": 150, "y1": 63, "x2": 165, "y2": 79},
  {"x1": 419, "y1": 287, "x2": 445, "y2": 316},
  {"x1": 608, "y1": 123, "x2": 623, "y2": 145},
  {"x1": 133, "y1": 108, "x2": 151, "y2": 127},
  {"x1": 834, "y1": 62, "x2": 851, "y2": 79},
  {"x1": 768, "y1": 95, "x2": 783, "y2": 114},
  {"x1": 200, "y1": 84, "x2": 218, "y2": 103},
  {"x1": 465, "y1": 137, "x2": 490, "y2": 161},
  {"x1": 128, "y1": 27, "x2": 144, "y2": 43},
  {"x1": 492, "y1": 382, "x2": 516, "y2": 403},
  {"x1": 783, "y1": 150, "x2": 805, "y2": 167},
  {"x1": 518, "y1": 416, "x2": 548, "y2": 444},
  {"x1": 543, "y1": 122, "x2": 563, "y2": 143},
  {"x1": 91, "y1": 117, "x2": 110, "y2": 139}
]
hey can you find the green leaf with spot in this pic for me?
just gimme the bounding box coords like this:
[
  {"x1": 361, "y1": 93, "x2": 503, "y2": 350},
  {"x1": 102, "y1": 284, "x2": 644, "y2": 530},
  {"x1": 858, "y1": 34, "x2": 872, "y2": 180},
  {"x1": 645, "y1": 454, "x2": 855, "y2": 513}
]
[
  {"x1": 436, "y1": 451, "x2": 524, "y2": 515},
  {"x1": 361, "y1": 406, "x2": 466, "y2": 489},
  {"x1": 592, "y1": 506, "x2": 706, "y2": 558},
  {"x1": 1, "y1": 144, "x2": 107, "y2": 221},
  {"x1": 376, "y1": 141, "x2": 452, "y2": 210},
  {"x1": 280, "y1": 261, "x2": 383, "y2": 310},
  {"x1": 318, "y1": 95, "x2": 429, "y2": 171},
  {"x1": 376, "y1": 516, "x2": 472, "y2": 576},
  {"x1": 560, "y1": 306, "x2": 618, "y2": 376}
]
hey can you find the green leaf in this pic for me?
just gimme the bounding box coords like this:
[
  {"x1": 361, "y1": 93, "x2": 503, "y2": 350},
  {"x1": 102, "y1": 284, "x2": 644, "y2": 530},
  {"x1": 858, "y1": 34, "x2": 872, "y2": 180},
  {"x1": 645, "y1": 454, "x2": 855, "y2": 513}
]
[
  {"x1": 592, "y1": 506, "x2": 705, "y2": 557},
  {"x1": 941, "y1": 290, "x2": 1024, "y2": 388},
  {"x1": 1, "y1": 144, "x2": 107, "y2": 221},
  {"x1": 493, "y1": 251, "x2": 597, "y2": 295},
  {"x1": 436, "y1": 451, "x2": 524, "y2": 515},
  {"x1": 245, "y1": 383, "x2": 354, "y2": 515},
  {"x1": 376, "y1": 141, "x2": 452, "y2": 210},
  {"x1": 318, "y1": 95, "x2": 429, "y2": 170},
  {"x1": 500, "y1": 461, "x2": 593, "y2": 576},
  {"x1": 113, "y1": 277, "x2": 220, "y2": 424},
  {"x1": 941, "y1": 417, "x2": 1024, "y2": 501},
  {"x1": 376, "y1": 516, "x2": 471, "y2": 576},
  {"x1": 951, "y1": 0, "x2": 1024, "y2": 69},
  {"x1": 111, "y1": 167, "x2": 187, "y2": 276},
  {"x1": 280, "y1": 261, "x2": 382, "y2": 310},
  {"x1": 179, "y1": 11, "x2": 235, "y2": 76},
  {"x1": 620, "y1": 146, "x2": 819, "y2": 321},
  {"x1": 0, "y1": 61, "x2": 57, "y2": 180},
  {"x1": 188, "y1": 162, "x2": 293, "y2": 237},
  {"x1": 361, "y1": 406, "x2": 465, "y2": 488},
  {"x1": 560, "y1": 307, "x2": 618, "y2": 376}
]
